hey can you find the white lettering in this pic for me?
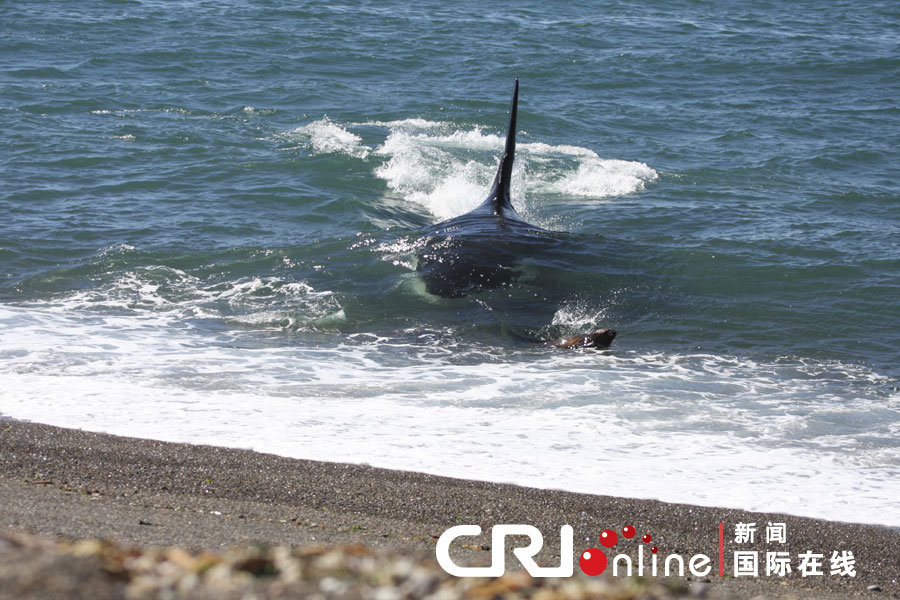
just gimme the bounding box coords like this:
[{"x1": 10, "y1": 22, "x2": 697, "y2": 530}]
[
  {"x1": 612, "y1": 554, "x2": 633, "y2": 576},
  {"x1": 665, "y1": 554, "x2": 685, "y2": 576},
  {"x1": 435, "y1": 524, "x2": 574, "y2": 578},
  {"x1": 689, "y1": 554, "x2": 712, "y2": 577}
]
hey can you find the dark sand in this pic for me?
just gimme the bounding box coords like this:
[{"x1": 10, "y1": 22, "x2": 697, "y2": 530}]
[{"x1": 1, "y1": 420, "x2": 897, "y2": 599}]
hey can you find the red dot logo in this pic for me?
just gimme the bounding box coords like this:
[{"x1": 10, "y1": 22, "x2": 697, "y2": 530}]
[
  {"x1": 599, "y1": 528, "x2": 618, "y2": 548},
  {"x1": 579, "y1": 548, "x2": 608, "y2": 576},
  {"x1": 622, "y1": 525, "x2": 635, "y2": 539},
  {"x1": 651, "y1": 546, "x2": 659, "y2": 554},
  {"x1": 642, "y1": 533, "x2": 652, "y2": 544}
]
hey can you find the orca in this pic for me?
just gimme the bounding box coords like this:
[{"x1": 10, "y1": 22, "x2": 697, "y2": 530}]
[
  {"x1": 415, "y1": 78, "x2": 555, "y2": 298},
  {"x1": 412, "y1": 80, "x2": 617, "y2": 349}
]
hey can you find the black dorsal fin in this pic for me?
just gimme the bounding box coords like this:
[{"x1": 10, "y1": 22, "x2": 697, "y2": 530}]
[{"x1": 484, "y1": 78, "x2": 518, "y2": 215}]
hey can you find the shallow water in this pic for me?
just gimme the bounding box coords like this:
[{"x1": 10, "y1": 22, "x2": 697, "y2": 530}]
[{"x1": 2, "y1": 1, "x2": 899, "y2": 525}]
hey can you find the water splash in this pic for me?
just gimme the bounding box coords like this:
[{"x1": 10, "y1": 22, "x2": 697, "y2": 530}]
[
  {"x1": 288, "y1": 117, "x2": 657, "y2": 223},
  {"x1": 291, "y1": 117, "x2": 371, "y2": 159}
]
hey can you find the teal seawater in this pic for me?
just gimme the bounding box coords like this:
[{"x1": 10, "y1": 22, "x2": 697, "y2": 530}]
[{"x1": 2, "y1": 1, "x2": 900, "y2": 522}]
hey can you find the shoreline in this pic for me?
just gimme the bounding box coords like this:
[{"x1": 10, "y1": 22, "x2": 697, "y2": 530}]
[{"x1": 1, "y1": 420, "x2": 897, "y2": 598}]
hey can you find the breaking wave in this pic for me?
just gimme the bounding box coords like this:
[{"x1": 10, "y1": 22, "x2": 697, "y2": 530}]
[{"x1": 286, "y1": 117, "x2": 657, "y2": 222}]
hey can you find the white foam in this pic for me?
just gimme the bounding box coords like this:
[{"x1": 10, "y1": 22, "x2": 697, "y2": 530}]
[
  {"x1": 366, "y1": 118, "x2": 451, "y2": 132},
  {"x1": 370, "y1": 123, "x2": 657, "y2": 221},
  {"x1": 550, "y1": 303, "x2": 609, "y2": 331},
  {"x1": 291, "y1": 117, "x2": 371, "y2": 159},
  {"x1": 373, "y1": 129, "x2": 492, "y2": 220},
  {"x1": 27, "y1": 269, "x2": 342, "y2": 330},
  {"x1": 1, "y1": 302, "x2": 898, "y2": 526},
  {"x1": 287, "y1": 117, "x2": 657, "y2": 223},
  {"x1": 537, "y1": 156, "x2": 658, "y2": 197}
]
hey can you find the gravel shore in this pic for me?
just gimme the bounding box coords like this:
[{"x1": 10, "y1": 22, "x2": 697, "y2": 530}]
[{"x1": 1, "y1": 421, "x2": 897, "y2": 599}]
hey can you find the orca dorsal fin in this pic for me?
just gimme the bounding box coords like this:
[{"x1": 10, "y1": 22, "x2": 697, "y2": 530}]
[{"x1": 484, "y1": 78, "x2": 518, "y2": 216}]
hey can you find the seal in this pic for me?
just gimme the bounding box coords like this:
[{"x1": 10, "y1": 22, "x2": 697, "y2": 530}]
[
  {"x1": 552, "y1": 328, "x2": 617, "y2": 350},
  {"x1": 509, "y1": 327, "x2": 617, "y2": 350}
]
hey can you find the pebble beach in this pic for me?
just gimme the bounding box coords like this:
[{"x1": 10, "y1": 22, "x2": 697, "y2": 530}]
[{"x1": 1, "y1": 421, "x2": 897, "y2": 599}]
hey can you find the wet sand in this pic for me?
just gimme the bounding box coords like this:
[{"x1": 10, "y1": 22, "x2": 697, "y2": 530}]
[{"x1": 1, "y1": 420, "x2": 897, "y2": 599}]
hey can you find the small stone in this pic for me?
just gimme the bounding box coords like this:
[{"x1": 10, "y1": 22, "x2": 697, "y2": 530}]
[
  {"x1": 690, "y1": 581, "x2": 708, "y2": 597},
  {"x1": 867, "y1": 585, "x2": 882, "y2": 592},
  {"x1": 319, "y1": 576, "x2": 348, "y2": 594}
]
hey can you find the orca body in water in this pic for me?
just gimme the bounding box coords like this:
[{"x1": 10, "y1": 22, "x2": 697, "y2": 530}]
[
  {"x1": 413, "y1": 79, "x2": 617, "y2": 349},
  {"x1": 415, "y1": 79, "x2": 555, "y2": 298}
]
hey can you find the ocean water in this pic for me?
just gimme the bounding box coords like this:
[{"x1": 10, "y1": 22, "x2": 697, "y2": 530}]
[{"x1": 2, "y1": 1, "x2": 899, "y2": 526}]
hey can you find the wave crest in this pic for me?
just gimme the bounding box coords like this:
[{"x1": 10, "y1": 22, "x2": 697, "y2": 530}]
[
  {"x1": 288, "y1": 117, "x2": 657, "y2": 223},
  {"x1": 291, "y1": 117, "x2": 370, "y2": 159}
]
